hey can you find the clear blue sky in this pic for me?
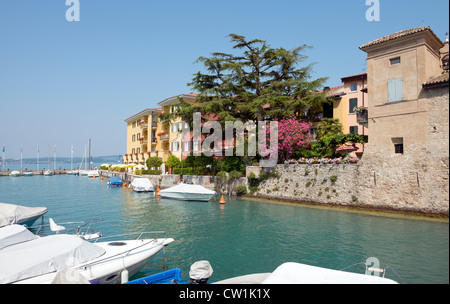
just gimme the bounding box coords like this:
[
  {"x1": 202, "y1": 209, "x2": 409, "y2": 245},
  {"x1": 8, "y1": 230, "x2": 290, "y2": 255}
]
[{"x1": 0, "y1": 0, "x2": 448, "y2": 158}]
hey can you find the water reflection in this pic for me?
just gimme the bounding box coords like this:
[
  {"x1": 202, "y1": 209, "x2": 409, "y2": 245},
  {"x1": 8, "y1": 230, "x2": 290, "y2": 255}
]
[{"x1": 0, "y1": 175, "x2": 448, "y2": 283}]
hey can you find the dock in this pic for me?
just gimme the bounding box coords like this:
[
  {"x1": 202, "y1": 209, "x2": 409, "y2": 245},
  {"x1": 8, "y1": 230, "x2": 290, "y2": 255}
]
[{"x1": 0, "y1": 169, "x2": 69, "y2": 176}]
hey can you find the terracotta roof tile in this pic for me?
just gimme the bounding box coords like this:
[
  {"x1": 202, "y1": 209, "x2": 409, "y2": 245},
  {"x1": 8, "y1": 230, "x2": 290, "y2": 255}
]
[
  {"x1": 423, "y1": 73, "x2": 449, "y2": 87},
  {"x1": 359, "y1": 26, "x2": 441, "y2": 49}
]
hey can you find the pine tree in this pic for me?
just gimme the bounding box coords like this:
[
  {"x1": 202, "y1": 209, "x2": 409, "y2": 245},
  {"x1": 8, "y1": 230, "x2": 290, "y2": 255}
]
[{"x1": 162, "y1": 33, "x2": 328, "y2": 124}]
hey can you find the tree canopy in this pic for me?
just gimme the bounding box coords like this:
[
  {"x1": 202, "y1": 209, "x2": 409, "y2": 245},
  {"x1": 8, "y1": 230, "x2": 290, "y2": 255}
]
[{"x1": 161, "y1": 33, "x2": 328, "y2": 125}]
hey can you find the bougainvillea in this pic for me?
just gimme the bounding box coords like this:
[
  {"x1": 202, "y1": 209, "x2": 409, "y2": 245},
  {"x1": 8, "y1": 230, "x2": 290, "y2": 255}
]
[{"x1": 261, "y1": 115, "x2": 312, "y2": 163}]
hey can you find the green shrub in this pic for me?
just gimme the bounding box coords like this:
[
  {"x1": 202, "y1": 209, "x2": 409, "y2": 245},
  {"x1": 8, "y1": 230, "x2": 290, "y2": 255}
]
[
  {"x1": 235, "y1": 185, "x2": 247, "y2": 196},
  {"x1": 330, "y1": 175, "x2": 338, "y2": 184},
  {"x1": 142, "y1": 169, "x2": 162, "y2": 175}
]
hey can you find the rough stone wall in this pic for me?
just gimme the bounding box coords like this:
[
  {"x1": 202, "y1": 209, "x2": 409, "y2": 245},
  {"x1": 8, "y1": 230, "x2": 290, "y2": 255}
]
[{"x1": 244, "y1": 87, "x2": 449, "y2": 217}]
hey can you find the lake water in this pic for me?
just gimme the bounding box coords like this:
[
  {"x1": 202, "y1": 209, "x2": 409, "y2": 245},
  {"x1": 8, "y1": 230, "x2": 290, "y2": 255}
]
[{"x1": 0, "y1": 174, "x2": 448, "y2": 284}]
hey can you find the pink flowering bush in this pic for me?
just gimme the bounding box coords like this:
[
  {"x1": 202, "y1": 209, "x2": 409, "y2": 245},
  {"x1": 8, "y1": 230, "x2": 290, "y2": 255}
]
[{"x1": 261, "y1": 116, "x2": 312, "y2": 163}]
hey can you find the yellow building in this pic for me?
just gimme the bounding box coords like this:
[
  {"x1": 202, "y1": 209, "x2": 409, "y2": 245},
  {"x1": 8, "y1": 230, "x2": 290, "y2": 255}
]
[
  {"x1": 157, "y1": 93, "x2": 197, "y2": 163},
  {"x1": 123, "y1": 108, "x2": 161, "y2": 165}
]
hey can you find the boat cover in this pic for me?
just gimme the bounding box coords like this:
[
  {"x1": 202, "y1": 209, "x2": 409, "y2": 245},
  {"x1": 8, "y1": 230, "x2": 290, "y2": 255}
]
[
  {"x1": 0, "y1": 234, "x2": 106, "y2": 284},
  {"x1": 160, "y1": 183, "x2": 216, "y2": 195},
  {"x1": 189, "y1": 260, "x2": 214, "y2": 280},
  {"x1": 261, "y1": 262, "x2": 398, "y2": 284},
  {"x1": 108, "y1": 176, "x2": 123, "y2": 185},
  {"x1": 0, "y1": 224, "x2": 38, "y2": 250},
  {"x1": 131, "y1": 178, "x2": 154, "y2": 191},
  {"x1": 0, "y1": 203, "x2": 48, "y2": 227}
]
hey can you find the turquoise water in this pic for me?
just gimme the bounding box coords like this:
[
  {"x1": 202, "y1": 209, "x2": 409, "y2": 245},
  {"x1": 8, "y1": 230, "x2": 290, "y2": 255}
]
[{"x1": 0, "y1": 175, "x2": 448, "y2": 284}]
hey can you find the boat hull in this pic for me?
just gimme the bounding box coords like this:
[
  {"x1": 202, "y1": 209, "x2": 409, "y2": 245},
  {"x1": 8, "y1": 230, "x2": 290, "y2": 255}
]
[
  {"x1": 160, "y1": 192, "x2": 215, "y2": 202},
  {"x1": 11, "y1": 238, "x2": 174, "y2": 284}
]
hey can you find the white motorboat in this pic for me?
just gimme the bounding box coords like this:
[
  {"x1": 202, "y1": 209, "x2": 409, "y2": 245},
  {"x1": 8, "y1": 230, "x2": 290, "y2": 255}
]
[
  {"x1": 213, "y1": 262, "x2": 400, "y2": 284},
  {"x1": 0, "y1": 202, "x2": 48, "y2": 228},
  {"x1": 23, "y1": 171, "x2": 34, "y2": 176},
  {"x1": 67, "y1": 170, "x2": 79, "y2": 175},
  {"x1": 130, "y1": 178, "x2": 155, "y2": 192},
  {"x1": 79, "y1": 170, "x2": 89, "y2": 176},
  {"x1": 43, "y1": 170, "x2": 53, "y2": 176},
  {"x1": 159, "y1": 183, "x2": 216, "y2": 202},
  {"x1": 0, "y1": 224, "x2": 174, "y2": 284},
  {"x1": 10, "y1": 171, "x2": 21, "y2": 177},
  {"x1": 87, "y1": 170, "x2": 99, "y2": 178}
]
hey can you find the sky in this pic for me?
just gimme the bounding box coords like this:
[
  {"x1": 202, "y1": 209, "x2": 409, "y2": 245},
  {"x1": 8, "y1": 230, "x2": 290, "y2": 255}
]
[{"x1": 0, "y1": 0, "x2": 448, "y2": 159}]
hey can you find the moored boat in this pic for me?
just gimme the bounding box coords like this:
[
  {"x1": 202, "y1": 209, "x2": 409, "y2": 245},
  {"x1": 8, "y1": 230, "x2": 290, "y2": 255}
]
[
  {"x1": 130, "y1": 178, "x2": 154, "y2": 192},
  {"x1": 0, "y1": 224, "x2": 174, "y2": 284},
  {"x1": 214, "y1": 262, "x2": 401, "y2": 284},
  {"x1": 159, "y1": 183, "x2": 216, "y2": 202},
  {"x1": 23, "y1": 171, "x2": 34, "y2": 176},
  {"x1": 43, "y1": 170, "x2": 53, "y2": 176},
  {"x1": 87, "y1": 170, "x2": 99, "y2": 178},
  {"x1": 107, "y1": 176, "x2": 123, "y2": 187},
  {"x1": 10, "y1": 171, "x2": 21, "y2": 177},
  {"x1": 0, "y1": 202, "x2": 48, "y2": 228}
]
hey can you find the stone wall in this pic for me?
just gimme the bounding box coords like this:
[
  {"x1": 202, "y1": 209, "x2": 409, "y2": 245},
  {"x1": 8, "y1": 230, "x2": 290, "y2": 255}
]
[{"x1": 244, "y1": 160, "x2": 448, "y2": 217}]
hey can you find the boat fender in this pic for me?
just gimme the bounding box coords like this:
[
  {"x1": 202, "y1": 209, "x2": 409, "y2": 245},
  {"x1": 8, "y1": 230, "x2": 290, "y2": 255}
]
[{"x1": 121, "y1": 269, "x2": 129, "y2": 283}]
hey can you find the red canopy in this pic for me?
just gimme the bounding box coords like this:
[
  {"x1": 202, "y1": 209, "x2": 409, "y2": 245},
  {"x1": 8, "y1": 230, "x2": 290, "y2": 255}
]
[{"x1": 336, "y1": 146, "x2": 358, "y2": 153}]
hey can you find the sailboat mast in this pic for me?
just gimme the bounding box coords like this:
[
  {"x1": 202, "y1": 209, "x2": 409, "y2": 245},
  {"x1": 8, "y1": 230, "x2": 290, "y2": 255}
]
[{"x1": 88, "y1": 138, "x2": 91, "y2": 170}]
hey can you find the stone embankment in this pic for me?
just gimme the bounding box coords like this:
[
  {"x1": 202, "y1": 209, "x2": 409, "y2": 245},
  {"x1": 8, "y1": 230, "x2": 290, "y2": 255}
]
[
  {"x1": 100, "y1": 162, "x2": 448, "y2": 218},
  {"x1": 99, "y1": 170, "x2": 215, "y2": 190},
  {"x1": 244, "y1": 162, "x2": 449, "y2": 218}
]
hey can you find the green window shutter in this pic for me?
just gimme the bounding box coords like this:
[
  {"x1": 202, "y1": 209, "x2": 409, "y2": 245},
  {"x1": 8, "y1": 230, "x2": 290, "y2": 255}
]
[{"x1": 349, "y1": 98, "x2": 358, "y2": 113}]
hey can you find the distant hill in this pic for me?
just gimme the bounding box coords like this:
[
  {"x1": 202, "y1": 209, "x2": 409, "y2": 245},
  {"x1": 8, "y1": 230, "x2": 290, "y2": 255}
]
[{"x1": 1, "y1": 155, "x2": 123, "y2": 165}]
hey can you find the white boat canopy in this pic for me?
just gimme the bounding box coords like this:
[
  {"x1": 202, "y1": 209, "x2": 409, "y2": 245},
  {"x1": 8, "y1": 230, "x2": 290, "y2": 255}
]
[
  {"x1": 131, "y1": 178, "x2": 155, "y2": 191},
  {"x1": 0, "y1": 234, "x2": 106, "y2": 284},
  {"x1": 160, "y1": 183, "x2": 216, "y2": 195},
  {"x1": 0, "y1": 224, "x2": 38, "y2": 250},
  {"x1": 260, "y1": 262, "x2": 398, "y2": 284},
  {"x1": 0, "y1": 203, "x2": 48, "y2": 228}
]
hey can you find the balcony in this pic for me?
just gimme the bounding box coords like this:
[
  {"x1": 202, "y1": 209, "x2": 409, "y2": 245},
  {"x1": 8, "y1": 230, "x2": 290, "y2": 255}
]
[{"x1": 159, "y1": 134, "x2": 169, "y2": 141}]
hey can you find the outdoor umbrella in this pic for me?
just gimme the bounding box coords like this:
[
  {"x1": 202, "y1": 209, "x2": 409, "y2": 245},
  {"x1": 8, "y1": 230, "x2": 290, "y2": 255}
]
[{"x1": 336, "y1": 146, "x2": 359, "y2": 153}]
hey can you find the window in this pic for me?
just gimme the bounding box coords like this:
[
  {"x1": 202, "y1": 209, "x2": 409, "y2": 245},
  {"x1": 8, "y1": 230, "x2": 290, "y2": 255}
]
[
  {"x1": 132, "y1": 135, "x2": 135, "y2": 142},
  {"x1": 183, "y1": 141, "x2": 190, "y2": 152},
  {"x1": 171, "y1": 141, "x2": 179, "y2": 152},
  {"x1": 390, "y1": 57, "x2": 401, "y2": 65},
  {"x1": 394, "y1": 144, "x2": 404, "y2": 154},
  {"x1": 349, "y1": 126, "x2": 358, "y2": 134},
  {"x1": 391, "y1": 137, "x2": 404, "y2": 155},
  {"x1": 349, "y1": 98, "x2": 358, "y2": 113},
  {"x1": 350, "y1": 82, "x2": 358, "y2": 92},
  {"x1": 388, "y1": 78, "x2": 403, "y2": 102}
]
